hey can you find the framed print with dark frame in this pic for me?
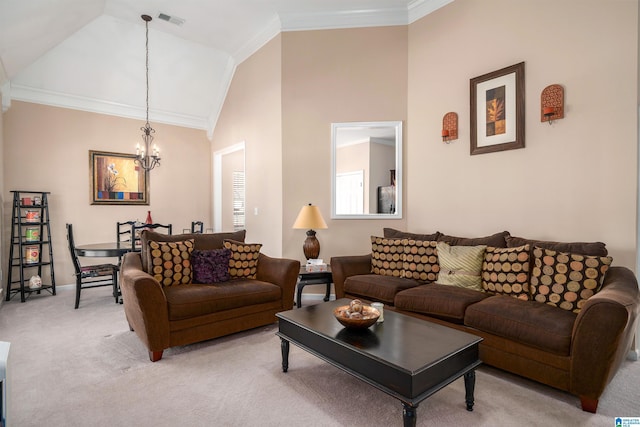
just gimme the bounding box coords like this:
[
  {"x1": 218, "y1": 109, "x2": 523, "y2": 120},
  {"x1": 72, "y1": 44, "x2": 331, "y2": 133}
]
[
  {"x1": 89, "y1": 150, "x2": 149, "y2": 205},
  {"x1": 470, "y1": 62, "x2": 525, "y2": 155}
]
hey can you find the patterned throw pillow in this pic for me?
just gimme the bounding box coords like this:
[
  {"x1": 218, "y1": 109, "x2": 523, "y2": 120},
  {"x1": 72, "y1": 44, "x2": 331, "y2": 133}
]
[
  {"x1": 223, "y1": 239, "x2": 262, "y2": 279},
  {"x1": 435, "y1": 242, "x2": 486, "y2": 291},
  {"x1": 402, "y1": 239, "x2": 439, "y2": 283},
  {"x1": 191, "y1": 249, "x2": 231, "y2": 284},
  {"x1": 530, "y1": 246, "x2": 613, "y2": 313},
  {"x1": 370, "y1": 236, "x2": 405, "y2": 278},
  {"x1": 148, "y1": 239, "x2": 194, "y2": 287},
  {"x1": 481, "y1": 245, "x2": 530, "y2": 300}
]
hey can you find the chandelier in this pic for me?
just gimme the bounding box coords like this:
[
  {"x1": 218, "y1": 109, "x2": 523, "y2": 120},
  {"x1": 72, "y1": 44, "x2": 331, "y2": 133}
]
[{"x1": 135, "y1": 14, "x2": 161, "y2": 171}]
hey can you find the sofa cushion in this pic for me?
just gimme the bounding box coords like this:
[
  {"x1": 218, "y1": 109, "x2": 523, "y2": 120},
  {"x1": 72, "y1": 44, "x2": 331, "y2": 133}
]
[
  {"x1": 191, "y1": 249, "x2": 231, "y2": 284},
  {"x1": 402, "y1": 239, "x2": 439, "y2": 283},
  {"x1": 344, "y1": 274, "x2": 419, "y2": 305},
  {"x1": 224, "y1": 240, "x2": 262, "y2": 279},
  {"x1": 464, "y1": 295, "x2": 577, "y2": 356},
  {"x1": 435, "y1": 242, "x2": 486, "y2": 291},
  {"x1": 481, "y1": 245, "x2": 530, "y2": 300},
  {"x1": 438, "y1": 231, "x2": 510, "y2": 248},
  {"x1": 395, "y1": 283, "x2": 489, "y2": 324},
  {"x1": 384, "y1": 228, "x2": 441, "y2": 242},
  {"x1": 141, "y1": 229, "x2": 246, "y2": 272},
  {"x1": 530, "y1": 246, "x2": 613, "y2": 313},
  {"x1": 371, "y1": 236, "x2": 405, "y2": 278},
  {"x1": 148, "y1": 239, "x2": 194, "y2": 286},
  {"x1": 164, "y1": 280, "x2": 281, "y2": 321},
  {"x1": 505, "y1": 235, "x2": 607, "y2": 257}
]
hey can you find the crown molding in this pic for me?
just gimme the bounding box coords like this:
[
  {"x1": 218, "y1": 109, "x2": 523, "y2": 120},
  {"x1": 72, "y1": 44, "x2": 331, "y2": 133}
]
[
  {"x1": 279, "y1": 0, "x2": 453, "y2": 31},
  {"x1": 0, "y1": 59, "x2": 9, "y2": 111},
  {"x1": 233, "y1": 16, "x2": 282, "y2": 64},
  {"x1": 1, "y1": 83, "x2": 10, "y2": 112},
  {"x1": 207, "y1": 56, "x2": 237, "y2": 139},
  {"x1": 233, "y1": 0, "x2": 454, "y2": 63},
  {"x1": 408, "y1": 0, "x2": 454, "y2": 23},
  {"x1": 9, "y1": 84, "x2": 209, "y2": 130},
  {"x1": 0, "y1": 59, "x2": 7, "y2": 87},
  {"x1": 279, "y1": 7, "x2": 408, "y2": 31}
]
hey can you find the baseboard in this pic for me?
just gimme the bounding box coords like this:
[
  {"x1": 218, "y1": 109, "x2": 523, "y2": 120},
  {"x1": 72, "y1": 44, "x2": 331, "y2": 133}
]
[{"x1": 628, "y1": 348, "x2": 639, "y2": 361}]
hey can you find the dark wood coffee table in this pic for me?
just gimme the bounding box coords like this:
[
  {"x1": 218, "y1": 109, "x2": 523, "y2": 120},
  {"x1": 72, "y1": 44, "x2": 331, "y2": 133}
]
[{"x1": 276, "y1": 298, "x2": 482, "y2": 427}]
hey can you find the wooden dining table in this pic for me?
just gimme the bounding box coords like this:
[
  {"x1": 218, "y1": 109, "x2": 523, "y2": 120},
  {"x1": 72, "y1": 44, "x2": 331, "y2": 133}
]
[
  {"x1": 74, "y1": 242, "x2": 138, "y2": 304},
  {"x1": 74, "y1": 241, "x2": 137, "y2": 258}
]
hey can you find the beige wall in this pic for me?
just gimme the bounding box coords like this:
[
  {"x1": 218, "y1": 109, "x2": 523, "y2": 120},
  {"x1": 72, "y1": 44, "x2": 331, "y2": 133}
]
[
  {"x1": 281, "y1": 26, "x2": 409, "y2": 263},
  {"x1": 407, "y1": 0, "x2": 638, "y2": 269},
  {"x1": 0, "y1": 94, "x2": 4, "y2": 299},
  {"x1": 2, "y1": 0, "x2": 638, "y2": 289},
  {"x1": 211, "y1": 35, "x2": 283, "y2": 256},
  {"x1": 2, "y1": 101, "x2": 211, "y2": 284}
]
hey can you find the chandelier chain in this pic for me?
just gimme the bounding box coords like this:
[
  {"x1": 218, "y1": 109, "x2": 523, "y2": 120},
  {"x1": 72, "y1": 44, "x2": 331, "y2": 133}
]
[
  {"x1": 135, "y1": 14, "x2": 160, "y2": 171},
  {"x1": 145, "y1": 17, "x2": 149, "y2": 125}
]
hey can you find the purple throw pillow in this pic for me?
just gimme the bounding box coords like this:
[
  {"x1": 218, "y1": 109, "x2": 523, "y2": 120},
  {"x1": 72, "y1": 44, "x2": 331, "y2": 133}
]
[{"x1": 191, "y1": 249, "x2": 231, "y2": 284}]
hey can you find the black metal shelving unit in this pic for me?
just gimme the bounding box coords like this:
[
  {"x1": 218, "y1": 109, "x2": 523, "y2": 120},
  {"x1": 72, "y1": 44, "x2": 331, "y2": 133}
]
[{"x1": 5, "y1": 191, "x2": 56, "y2": 302}]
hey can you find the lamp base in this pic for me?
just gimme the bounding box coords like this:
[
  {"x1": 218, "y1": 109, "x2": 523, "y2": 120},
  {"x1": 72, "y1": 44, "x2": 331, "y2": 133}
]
[{"x1": 303, "y1": 229, "x2": 320, "y2": 260}]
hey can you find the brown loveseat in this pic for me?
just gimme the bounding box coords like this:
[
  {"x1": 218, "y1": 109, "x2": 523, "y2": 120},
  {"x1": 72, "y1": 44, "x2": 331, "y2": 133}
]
[
  {"x1": 120, "y1": 230, "x2": 300, "y2": 362},
  {"x1": 330, "y1": 229, "x2": 640, "y2": 413}
]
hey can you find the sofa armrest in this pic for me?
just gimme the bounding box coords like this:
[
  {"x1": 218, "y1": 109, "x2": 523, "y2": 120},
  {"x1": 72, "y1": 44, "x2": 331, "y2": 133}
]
[
  {"x1": 330, "y1": 254, "x2": 372, "y2": 299},
  {"x1": 570, "y1": 266, "x2": 640, "y2": 403},
  {"x1": 120, "y1": 252, "x2": 170, "y2": 352},
  {"x1": 256, "y1": 253, "x2": 300, "y2": 311}
]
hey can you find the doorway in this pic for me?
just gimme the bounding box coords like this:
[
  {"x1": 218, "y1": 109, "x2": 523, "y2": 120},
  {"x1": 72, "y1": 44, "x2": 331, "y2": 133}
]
[{"x1": 213, "y1": 142, "x2": 245, "y2": 232}]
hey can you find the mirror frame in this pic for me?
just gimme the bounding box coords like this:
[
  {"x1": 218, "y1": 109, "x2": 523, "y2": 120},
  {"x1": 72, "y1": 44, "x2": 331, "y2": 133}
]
[{"x1": 331, "y1": 120, "x2": 403, "y2": 220}]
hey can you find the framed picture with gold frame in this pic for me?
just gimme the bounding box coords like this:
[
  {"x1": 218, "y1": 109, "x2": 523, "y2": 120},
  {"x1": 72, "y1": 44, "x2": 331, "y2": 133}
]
[
  {"x1": 470, "y1": 62, "x2": 525, "y2": 155},
  {"x1": 89, "y1": 150, "x2": 149, "y2": 205}
]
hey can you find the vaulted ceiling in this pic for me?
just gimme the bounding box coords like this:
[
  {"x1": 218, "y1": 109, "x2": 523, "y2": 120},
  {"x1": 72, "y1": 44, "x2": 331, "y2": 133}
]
[{"x1": 0, "y1": 0, "x2": 451, "y2": 137}]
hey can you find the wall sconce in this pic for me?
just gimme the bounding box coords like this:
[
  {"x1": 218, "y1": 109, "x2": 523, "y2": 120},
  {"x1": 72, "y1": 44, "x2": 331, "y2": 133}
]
[
  {"x1": 541, "y1": 84, "x2": 564, "y2": 125},
  {"x1": 442, "y1": 112, "x2": 458, "y2": 143}
]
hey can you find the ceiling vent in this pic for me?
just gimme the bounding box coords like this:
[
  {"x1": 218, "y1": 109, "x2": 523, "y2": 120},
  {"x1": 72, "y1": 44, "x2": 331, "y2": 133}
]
[{"x1": 157, "y1": 13, "x2": 185, "y2": 26}]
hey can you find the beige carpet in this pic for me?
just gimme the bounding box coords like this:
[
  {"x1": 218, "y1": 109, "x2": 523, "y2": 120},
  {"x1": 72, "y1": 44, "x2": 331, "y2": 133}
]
[{"x1": 0, "y1": 286, "x2": 638, "y2": 427}]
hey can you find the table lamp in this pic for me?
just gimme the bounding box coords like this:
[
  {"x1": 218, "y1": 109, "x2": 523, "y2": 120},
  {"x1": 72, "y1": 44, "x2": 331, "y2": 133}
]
[{"x1": 292, "y1": 204, "x2": 328, "y2": 260}]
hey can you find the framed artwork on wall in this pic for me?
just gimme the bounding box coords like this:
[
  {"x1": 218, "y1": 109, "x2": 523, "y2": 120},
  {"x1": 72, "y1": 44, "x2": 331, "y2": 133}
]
[
  {"x1": 89, "y1": 150, "x2": 149, "y2": 205},
  {"x1": 470, "y1": 62, "x2": 525, "y2": 155}
]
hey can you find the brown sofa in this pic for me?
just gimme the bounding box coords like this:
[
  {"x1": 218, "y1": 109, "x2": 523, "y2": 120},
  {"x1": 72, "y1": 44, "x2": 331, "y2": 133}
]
[
  {"x1": 120, "y1": 230, "x2": 300, "y2": 362},
  {"x1": 330, "y1": 229, "x2": 640, "y2": 413}
]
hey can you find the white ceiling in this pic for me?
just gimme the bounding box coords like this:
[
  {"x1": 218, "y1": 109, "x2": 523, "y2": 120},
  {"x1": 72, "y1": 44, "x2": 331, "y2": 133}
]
[{"x1": 0, "y1": 0, "x2": 452, "y2": 137}]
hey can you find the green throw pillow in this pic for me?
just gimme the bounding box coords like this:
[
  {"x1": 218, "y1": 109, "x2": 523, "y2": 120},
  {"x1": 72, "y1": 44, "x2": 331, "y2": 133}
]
[{"x1": 436, "y1": 242, "x2": 486, "y2": 291}]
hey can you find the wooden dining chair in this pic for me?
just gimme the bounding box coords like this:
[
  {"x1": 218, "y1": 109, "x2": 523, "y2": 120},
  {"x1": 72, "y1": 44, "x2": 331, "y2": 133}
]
[
  {"x1": 191, "y1": 221, "x2": 204, "y2": 233},
  {"x1": 131, "y1": 223, "x2": 172, "y2": 249},
  {"x1": 66, "y1": 224, "x2": 119, "y2": 309},
  {"x1": 117, "y1": 221, "x2": 136, "y2": 244}
]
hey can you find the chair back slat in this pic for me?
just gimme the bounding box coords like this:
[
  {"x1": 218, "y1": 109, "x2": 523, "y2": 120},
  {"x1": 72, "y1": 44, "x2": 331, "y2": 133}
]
[
  {"x1": 117, "y1": 221, "x2": 136, "y2": 243},
  {"x1": 191, "y1": 221, "x2": 204, "y2": 233},
  {"x1": 132, "y1": 223, "x2": 172, "y2": 249},
  {"x1": 66, "y1": 223, "x2": 82, "y2": 276}
]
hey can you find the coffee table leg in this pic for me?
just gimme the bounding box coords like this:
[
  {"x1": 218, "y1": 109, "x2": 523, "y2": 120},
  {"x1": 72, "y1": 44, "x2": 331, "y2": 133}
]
[
  {"x1": 280, "y1": 338, "x2": 290, "y2": 372},
  {"x1": 402, "y1": 403, "x2": 417, "y2": 427},
  {"x1": 464, "y1": 370, "x2": 476, "y2": 411}
]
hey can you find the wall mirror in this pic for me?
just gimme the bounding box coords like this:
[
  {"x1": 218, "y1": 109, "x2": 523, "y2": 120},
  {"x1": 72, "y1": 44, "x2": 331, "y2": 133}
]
[{"x1": 331, "y1": 121, "x2": 402, "y2": 219}]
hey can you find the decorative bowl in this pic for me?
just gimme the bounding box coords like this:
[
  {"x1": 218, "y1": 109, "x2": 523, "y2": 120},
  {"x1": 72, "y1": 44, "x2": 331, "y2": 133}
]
[{"x1": 333, "y1": 305, "x2": 380, "y2": 329}]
